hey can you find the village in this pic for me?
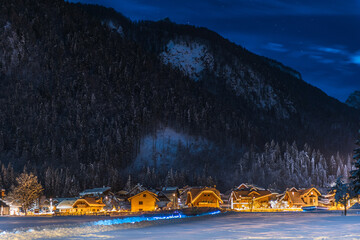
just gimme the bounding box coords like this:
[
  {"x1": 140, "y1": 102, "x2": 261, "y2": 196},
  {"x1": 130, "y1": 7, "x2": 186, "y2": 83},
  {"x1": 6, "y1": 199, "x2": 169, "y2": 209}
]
[{"x1": 0, "y1": 183, "x2": 357, "y2": 216}]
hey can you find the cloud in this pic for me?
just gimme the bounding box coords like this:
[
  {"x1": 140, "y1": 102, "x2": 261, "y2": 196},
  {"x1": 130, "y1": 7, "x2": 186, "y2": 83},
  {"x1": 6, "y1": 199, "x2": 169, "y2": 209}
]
[
  {"x1": 309, "y1": 55, "x2": 335, "y2": 64},
  {"x1": 350, "y1": 52, "x2": 360, "y2": 65},
  {"x1": 315, "y1": 47, "x2": 346, "y2": 55},
  {"x1": 263, "y1": 42, "x2": 288, "y2": 52}
]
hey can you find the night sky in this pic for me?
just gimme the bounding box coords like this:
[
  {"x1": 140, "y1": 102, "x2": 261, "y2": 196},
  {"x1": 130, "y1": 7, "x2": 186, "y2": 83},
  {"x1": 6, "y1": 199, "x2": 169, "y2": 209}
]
[{"x1": 71, "y1": 0, "x2": 360, "y2": 102}]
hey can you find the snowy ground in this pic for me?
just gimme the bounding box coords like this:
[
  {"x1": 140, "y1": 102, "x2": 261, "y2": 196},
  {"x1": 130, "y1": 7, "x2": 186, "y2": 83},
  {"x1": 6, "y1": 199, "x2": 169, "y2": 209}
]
[{"x1": 2, "y1": 211, "x2": 360, "y2": 239}]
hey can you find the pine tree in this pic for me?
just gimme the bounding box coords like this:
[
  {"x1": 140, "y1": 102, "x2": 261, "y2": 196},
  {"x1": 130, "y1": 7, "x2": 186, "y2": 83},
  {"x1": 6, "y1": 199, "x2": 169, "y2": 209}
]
[
  {"x1": 332, "y1": 177, "x2": 353, "y2": 216},
  {"x1": 125, "y1": 175, "x2": 132, "y2": 191},
  {"x1": 350, "y1": 132, "x2": 360, "y2": 193}
]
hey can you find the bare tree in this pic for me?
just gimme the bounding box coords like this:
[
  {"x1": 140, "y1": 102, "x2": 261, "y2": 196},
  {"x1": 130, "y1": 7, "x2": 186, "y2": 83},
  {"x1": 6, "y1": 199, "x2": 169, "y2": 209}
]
[{"x1": 9, "y1": 172, "x2": 43, "y2": 215}]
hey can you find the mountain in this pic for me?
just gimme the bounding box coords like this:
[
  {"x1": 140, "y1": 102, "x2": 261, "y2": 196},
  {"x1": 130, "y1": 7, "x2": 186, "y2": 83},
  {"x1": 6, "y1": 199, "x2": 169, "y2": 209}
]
[
  {"x1": 346, "y1": 91, "x2": 360, "y2": 109},
  {"x1": 0, "y1": 0, "x2": 358, "y2": 194}
]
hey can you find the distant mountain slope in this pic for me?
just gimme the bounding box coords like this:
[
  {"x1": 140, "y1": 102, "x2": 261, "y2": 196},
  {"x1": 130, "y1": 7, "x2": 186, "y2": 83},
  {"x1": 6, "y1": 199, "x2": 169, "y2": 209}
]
[
  {"x1": 0, "y1": 1, "x2": 358, "y2": 194},
  {"x1": 346, "y1": 91, "x2": 360, "y2": 109},
  {"x1": 85, "y1": 7, "x2": 359, "y2": 153}
]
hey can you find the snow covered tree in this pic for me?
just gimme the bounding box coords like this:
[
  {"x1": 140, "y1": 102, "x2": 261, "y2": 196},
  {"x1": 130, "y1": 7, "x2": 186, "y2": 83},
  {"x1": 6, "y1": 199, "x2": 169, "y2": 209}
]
[
  {"x1": 8, "y1": 172, "x2": 43, "y2": 215},
  {"x1": 125, "y1": 175, "x2": 132, "y2": 192},
  {"x1": 350, "y1": 132, "x2": 360, "y2": 194},
  {"x1": 332, "y1": 177, "x2": 353, "y2": 216}
]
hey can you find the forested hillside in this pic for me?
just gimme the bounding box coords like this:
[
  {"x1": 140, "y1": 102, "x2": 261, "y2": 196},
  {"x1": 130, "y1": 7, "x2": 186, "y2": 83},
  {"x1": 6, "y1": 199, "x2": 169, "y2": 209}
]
[{"x1": 0, "y1": 0, "x2": 358, "y2": 195}]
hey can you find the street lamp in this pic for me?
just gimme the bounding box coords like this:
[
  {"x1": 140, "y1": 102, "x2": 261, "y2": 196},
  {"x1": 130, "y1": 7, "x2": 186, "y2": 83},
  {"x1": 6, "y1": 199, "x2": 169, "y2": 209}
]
[{"x1": 50, "y1": 198, "x2": 53, "y2": 214}]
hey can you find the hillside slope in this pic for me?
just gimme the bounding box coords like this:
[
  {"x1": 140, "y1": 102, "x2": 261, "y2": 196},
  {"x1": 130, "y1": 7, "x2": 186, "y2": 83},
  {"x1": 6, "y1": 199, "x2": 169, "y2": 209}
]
[{"x1": 0, "y1": 1, "x2": 358, "y2": 194}]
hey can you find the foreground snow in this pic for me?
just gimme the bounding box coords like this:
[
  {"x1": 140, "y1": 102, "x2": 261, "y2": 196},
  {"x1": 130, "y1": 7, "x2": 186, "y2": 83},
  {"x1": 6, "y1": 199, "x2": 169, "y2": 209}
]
[{"x1": 2, "y1": 211, "x2": 360, "y2": 239}]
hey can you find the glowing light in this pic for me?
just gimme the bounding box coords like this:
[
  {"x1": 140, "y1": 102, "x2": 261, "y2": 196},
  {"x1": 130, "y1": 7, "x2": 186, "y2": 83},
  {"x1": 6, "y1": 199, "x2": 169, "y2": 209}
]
[{"x1": 92, "y1": 211, "x2": 221, "y2": 226}]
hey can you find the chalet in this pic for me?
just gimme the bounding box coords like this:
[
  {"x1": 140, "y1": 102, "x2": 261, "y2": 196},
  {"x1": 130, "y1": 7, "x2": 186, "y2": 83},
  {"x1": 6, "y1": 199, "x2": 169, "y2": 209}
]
[
  {"x1": 0, "y1": 199, "x2": 9, "y2": 215},
  {"x1": 157, "y1": 187, "x2": 180, "y2": 209},
  {"x1": 156, "y1": 192, "x2": 172, "y2": 210},
  {"x1": 116, "y1": 190, "x2": 131, "y2": 211},
  {"x1": 230, "y1": 184, "x2": 275, "y2": 210},
  {"x1": 56, "y1": 198, "x2": 78, "y2": 214},
  {"x1": 127, "y1": 184, "x2": 147, "y2": 197},
  {"x1": 179, "y1": 186, "x2": 192, "y2": 208},
  {"x1": 128, "y1": 190, "x2": 159, "y2": 212},
  {"x1": 72, "y1": 197, "x2": 106, "y2": 214},
  {"x1": 186, "y1": 187, "x2": 223, "y2": 208},
  {"x1": 281, "y1": 187, "x2": 321, "y2": 208},
  {"x1": 321, "y1": 191, "x2": 358, "y2": 210},
  {"x1": 0, "y1": 189, "x2": 9, "y2": 215}
]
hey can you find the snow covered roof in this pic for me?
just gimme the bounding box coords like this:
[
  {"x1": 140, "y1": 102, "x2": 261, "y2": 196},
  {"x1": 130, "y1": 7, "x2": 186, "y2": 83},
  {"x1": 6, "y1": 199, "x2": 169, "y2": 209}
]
[
  {"x1": 232, "y1": 189, "x2": 273, "y2": 200},
  {"x1": 283, "y1": 187, "x2": 321, "y2": 206},
  {"x1": 162, "y1": 187, "x2": 178, "y2": 192},
  {"x1": 73, "y1": 198, "x2": 106, "y2": 207},
  {"x1": 128, "y1": 190, "x2": 159, "y2": 201},
  {"x1": 56, "y1": 198, "x2": 78, "y2": 209},
  {"x1": 128, "y1": 184, "x2": 147, "y2": 197},
  {"x1": 186, "y1": 187, "x2": 223, "y2": 205},
  {"x1": 236, "y1": 183, "x2": 265, "y2": 191},
  {"x1": 79, "y1": 187, "x2": 111, "y2": 196},
  {"x1": 0, "y1": 199, "x2": 9, "y2": 207}
]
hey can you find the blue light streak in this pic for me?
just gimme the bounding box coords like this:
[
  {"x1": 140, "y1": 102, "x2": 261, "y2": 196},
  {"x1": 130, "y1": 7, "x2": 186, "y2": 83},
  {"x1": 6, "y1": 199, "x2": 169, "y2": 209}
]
[{"x1": 92, "y1": 210, "x2": 221, "y2": 226}]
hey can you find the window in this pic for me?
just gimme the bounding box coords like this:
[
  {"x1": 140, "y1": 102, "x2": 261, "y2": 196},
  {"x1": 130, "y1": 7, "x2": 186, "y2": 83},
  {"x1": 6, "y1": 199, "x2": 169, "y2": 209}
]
[
  {"x1": 139, "y1": 209, "x2": 143, "y2": 211},
  {"x1": 143, "y1": 194, "x2": 146, "y2": 197},
  {"x1": 139, "y1": 201, "x2": 143, "y2": 205}
]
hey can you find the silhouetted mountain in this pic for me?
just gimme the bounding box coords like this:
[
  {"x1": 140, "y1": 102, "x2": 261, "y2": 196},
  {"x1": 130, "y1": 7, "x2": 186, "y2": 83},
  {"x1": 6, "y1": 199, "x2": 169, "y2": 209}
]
[
  {"x1": 346, "y1": 91, "x2": 360, "y2": 109},
  {"x1": 0, "y1": 1, "x2": 358, "y2": 194}
]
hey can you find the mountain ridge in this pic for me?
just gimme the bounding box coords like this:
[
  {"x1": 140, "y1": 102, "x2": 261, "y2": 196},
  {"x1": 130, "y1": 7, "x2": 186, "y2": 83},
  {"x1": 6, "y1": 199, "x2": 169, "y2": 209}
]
[
  {"x1": 0, "y1": 0, "x2": 358, "y2": 194},
  {"x1": 346, "y1": 91, "x2": 360, "y2": 109}
]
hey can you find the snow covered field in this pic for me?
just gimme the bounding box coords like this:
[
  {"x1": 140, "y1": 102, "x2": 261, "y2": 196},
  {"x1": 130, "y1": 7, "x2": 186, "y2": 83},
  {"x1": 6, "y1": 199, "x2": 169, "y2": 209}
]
[{"x1": 2, "y1": 211, "x2": 360, "y2": 239}]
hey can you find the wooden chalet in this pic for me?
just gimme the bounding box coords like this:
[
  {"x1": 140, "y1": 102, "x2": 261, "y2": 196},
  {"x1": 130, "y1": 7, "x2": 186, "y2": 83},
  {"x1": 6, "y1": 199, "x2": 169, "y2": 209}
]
[
  {"x1": 230, "y1": 183, "x2": 275, "y2": 210},
  {"x1": 185, "y1": 187, "x2": 223, "y2": 208},
  {"x1": 55, "y1": 197, "x2": 105, "y2": 214},
  {"x1": 56, "y1": 198, "x2": 78, "y2": 214},
  {"x1": 281, "y1": 187, "x2": 321, "y2": 208},
  {"x1": 0, "y1": 199, "x2": 9, "y2": 215},
  {"x1": 127, "y1": 184, "x2": 147, "y2": 197},
  {"x1": 72, "y1": 197, "x2": 106, "y2": 213},
  {"x1": 128, "y1": 190, "x2": 159, "y2": 212},
  {"x1": 157, "y1": 187, "x2": 180, "y2": 209}
]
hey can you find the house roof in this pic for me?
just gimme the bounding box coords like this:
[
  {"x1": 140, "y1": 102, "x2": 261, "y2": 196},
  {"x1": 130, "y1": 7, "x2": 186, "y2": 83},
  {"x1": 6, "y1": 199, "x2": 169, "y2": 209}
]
[
  {"x1": 157, "y1": 192, "x2": 171, "y2": 202},
  {"x1": 56, "y1": 198, "x2": 78, "y2": 209},
  {"x1": 297, "y1": 188, "x2": 321, "y2": 197},
  {"x1": 0, "y1": 199, "x2": 9, "y2": 207},
  {"x1": 286, "y1": 191, "x2": 304, "y2": 206},
  {"x1": 128, "y1": 184, "x2": 147, "y2": 196},
  {"x1": 73, "y1": 197, "x2": 106, "y2": 207},
  {"x1": 116, "y1": 190, "x2": 129, "y2": 196},
  {"x1": 127, "y1": 190, "x2": 159, "y2": 201},
  {"x1": 79, "y1": 187, "x2": 111, "y2": 196},
  {"x1": 236, "y1": 183, "x2": 265, "y2": 191},
  {"x1": 232, "y1": 189, "x2": 273, "y2": 200},
  {"x1": 161, "y1": 187, "x2": 178, "y2": 192},
  {"x1": 284, "y1": 187, "x2": 321, "y2": 206},
  {"x1": 188, "y1": 187, "x2": 223, "y2": 204}
]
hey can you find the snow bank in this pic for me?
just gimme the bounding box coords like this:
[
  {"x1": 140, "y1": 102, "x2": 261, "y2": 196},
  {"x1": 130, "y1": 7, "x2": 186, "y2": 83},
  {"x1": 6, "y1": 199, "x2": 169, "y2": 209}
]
[{"x1": 0, "y1": 211, "x2": 221, "y2": 239}]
